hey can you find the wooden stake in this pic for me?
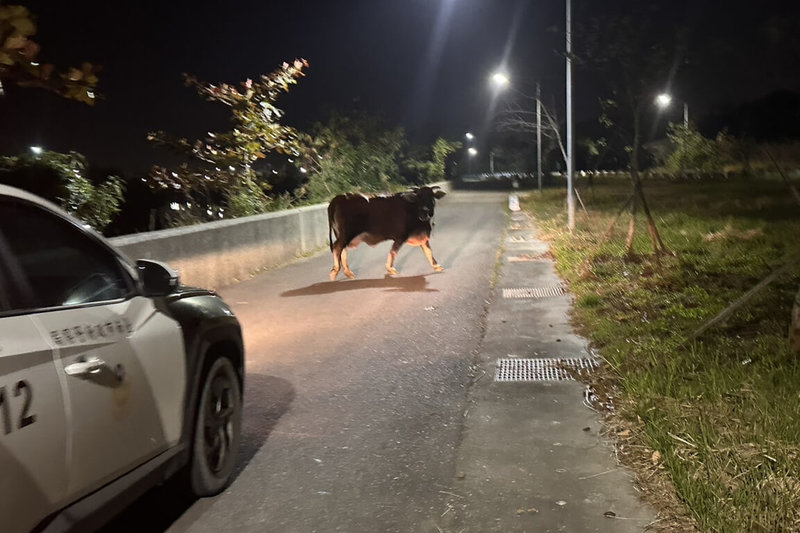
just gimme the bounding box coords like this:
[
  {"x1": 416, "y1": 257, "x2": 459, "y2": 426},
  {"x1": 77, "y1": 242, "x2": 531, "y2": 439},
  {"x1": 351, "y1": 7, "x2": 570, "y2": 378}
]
[
  {"x1": 684, "y1": 252, "x2": 800, "y2": 345},
  {"x1": 603, "y1": 193, "x2": 634, "y2": 240}
]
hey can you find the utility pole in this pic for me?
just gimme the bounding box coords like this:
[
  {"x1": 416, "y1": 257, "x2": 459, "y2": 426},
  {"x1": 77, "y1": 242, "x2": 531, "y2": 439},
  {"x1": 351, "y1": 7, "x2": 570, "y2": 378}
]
[
  {"x1": 536, "y1": 82, "x2": 542, "y2": 194},
  {"x1": 566, "y1": 0, "x2": 575, "y2": 232}
]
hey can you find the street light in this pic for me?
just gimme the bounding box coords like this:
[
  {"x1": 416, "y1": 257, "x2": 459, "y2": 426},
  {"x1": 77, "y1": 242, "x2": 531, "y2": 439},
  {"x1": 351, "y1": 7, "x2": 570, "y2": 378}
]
[
  {"x1": 486, "y1": 0, "x2": 576, "y2": 230},
  {"x1": 30, "y1": 145, "x2": 43, "y2": 155},
  {"x1": 465, "y1": 132, "x2": 474, "y2": 141},
  {"x1": 566, "y1": 0, "x2": 575, "y2": 232},
  {"x1": 656, "y1": 93, "x2": 690, "y2": 176},
  {"x1": 656, "y1": 93, "x2": 688, "y2": 129},
  {"x1": 490, "y1": 73, "x2": 543, "y2": 193},
  {"x1": 656, "y1": 93, "x2": 672, "y2": 107},
  {"x1": 490, "y1": 71, "x2": 510, "y2": 89},
  {"x1": 467, "y1": 147, "x2": 478, "y2": 174}
]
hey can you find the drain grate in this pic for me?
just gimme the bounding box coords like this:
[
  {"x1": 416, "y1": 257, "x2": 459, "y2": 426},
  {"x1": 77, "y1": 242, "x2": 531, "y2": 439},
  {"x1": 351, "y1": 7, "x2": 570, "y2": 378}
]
[
  {"x1": 503, "y1": 286, "x2": 565, "y2": 299},
  {"x1": 507, "y1": 253, "x2": 550, "y2": 263},
  {"x1": 509, "y1": 235, "x2": 532, "y2": 243},
  {"x1": 495, "y1": 358, "x2": 600, "y2": 382}
]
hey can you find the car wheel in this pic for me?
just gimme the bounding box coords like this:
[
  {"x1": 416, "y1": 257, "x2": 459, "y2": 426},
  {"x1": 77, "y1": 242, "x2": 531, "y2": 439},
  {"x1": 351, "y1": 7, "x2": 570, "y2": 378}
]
[{"x1": 189, "y1": 356, "x2": 242, "y2": 496}]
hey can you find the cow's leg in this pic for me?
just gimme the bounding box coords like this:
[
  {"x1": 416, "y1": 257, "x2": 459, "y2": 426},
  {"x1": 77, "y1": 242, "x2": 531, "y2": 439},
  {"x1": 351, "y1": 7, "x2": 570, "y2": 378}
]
[
  {"x1": 330, "y1": 241, "x2": 344, "y2": 281},
  {"x1": 341, "y1": 248, "x2": 356, "y2": 279},
  {"x1": 385, "y1": 241, "x2": 402, "y2": 275},
  {"x1": 421, "y1": 240, "x2": 444, "y2": 272}
]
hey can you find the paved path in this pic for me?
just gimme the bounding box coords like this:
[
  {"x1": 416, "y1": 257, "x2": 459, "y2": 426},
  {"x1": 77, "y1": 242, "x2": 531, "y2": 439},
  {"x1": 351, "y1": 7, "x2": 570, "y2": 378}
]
[{"x1": 438, "y1": 205, "x2": 657, "y2": 532}]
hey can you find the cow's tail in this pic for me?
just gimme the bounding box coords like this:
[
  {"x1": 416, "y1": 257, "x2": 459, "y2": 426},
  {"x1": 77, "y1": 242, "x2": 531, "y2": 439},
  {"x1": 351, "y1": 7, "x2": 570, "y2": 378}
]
[{"x1": 327, "y1": 201, "x2": 336, "y2": 252}]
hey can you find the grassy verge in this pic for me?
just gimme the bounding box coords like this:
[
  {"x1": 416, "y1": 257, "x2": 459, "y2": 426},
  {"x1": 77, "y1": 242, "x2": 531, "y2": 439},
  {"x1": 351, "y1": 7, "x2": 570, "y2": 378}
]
[{"x1": 522, "y1": 177, "x2": 800, "y2": 532}]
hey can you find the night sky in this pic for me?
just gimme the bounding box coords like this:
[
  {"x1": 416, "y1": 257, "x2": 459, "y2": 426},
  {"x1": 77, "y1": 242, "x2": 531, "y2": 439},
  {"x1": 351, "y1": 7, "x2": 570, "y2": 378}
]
[{"x1": 1, "y1": 0, "x2": 798, "y2": 175}]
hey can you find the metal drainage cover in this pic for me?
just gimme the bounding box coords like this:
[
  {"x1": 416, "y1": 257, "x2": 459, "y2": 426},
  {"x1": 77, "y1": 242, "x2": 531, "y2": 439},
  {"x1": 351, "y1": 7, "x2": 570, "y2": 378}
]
[
  {"x1": 507, "y1": 253, "x2": 550, "y2": 263},
  {"x1": 495, "y1": 358, "x2": 600, "y2": 382},
  {"x1": 503, "y1": 286, "x2": 565, "y2": 299}
]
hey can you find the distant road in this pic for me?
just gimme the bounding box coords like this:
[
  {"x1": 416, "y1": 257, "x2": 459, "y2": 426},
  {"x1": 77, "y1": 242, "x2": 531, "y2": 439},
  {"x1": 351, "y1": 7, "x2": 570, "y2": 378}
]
[{"x1": 103, "y1": 190, "x2": 508, "y2": 532}]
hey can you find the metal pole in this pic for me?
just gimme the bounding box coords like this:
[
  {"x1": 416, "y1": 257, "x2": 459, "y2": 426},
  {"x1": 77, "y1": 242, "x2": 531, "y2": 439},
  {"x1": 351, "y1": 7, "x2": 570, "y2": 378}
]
[
  {"x1": 566, "y1": 0, "x2": 575, "y2": 232},
  {"x1": 490, "y1": 151, "x2": 495, "y2": 173},
  {"x1": 683, "y1": 102, "x2": 689, "y2": 129},
  {"x1": 536, "y1": 81, "x2": 542, "y2": 193}
]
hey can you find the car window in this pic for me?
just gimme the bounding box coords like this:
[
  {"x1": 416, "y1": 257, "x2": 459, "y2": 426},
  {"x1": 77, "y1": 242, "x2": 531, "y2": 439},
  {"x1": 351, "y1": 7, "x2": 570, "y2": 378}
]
[{"x1": 0, "y1": 199, "x2": 132, "y2": 311}]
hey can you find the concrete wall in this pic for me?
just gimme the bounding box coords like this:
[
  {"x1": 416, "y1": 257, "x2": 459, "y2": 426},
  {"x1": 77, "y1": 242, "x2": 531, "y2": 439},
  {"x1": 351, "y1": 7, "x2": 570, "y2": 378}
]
[
  {"x1": 110, "y1": 203, "x2": 329, "y2": 290},
  {"x1": 108, "y1": 182, "x2": 451, "y2": 290}
]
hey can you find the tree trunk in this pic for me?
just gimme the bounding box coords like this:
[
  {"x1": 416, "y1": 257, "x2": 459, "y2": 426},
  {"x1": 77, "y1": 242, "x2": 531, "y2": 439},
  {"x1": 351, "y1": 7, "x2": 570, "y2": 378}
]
[{"x1": 628, "y1": 102, "x2": 670, "y2": 255}]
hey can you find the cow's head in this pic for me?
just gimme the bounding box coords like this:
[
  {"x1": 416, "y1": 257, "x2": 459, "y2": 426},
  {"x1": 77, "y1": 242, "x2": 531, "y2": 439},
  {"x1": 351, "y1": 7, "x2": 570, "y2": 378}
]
[{"x1": 402, "y1": 186, "x2": 447, "y2": 221}]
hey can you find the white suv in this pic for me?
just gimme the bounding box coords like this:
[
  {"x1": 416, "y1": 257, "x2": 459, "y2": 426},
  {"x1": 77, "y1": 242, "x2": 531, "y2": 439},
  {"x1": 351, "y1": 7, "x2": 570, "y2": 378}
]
[{"x1": 0, "y1": 185, "x2": 244, "y2": 532}]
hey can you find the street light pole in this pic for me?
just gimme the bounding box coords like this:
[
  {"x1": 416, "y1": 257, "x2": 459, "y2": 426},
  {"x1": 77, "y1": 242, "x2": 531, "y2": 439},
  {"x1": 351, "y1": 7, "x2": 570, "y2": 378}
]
[
  {"x1": 536, "y1": 82, "x2": 542, "y2": 194},
  {"x1": 565, "y1": 0, "x2": 575, "y2": 232},
  {"x1": 491, "y1": 72, "x2": 543, "y2": 191},
  {"x1": 683, "y1": 102, "x2": 689, "y2": 129},
  {"x1": 465, "y1": 132, "x2": 475, "y2": 175}
]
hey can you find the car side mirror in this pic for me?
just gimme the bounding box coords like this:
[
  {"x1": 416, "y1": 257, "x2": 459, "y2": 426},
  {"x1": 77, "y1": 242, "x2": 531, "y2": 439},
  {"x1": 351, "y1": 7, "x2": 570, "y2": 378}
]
[{"x1": 136, "y1": 259, "x2": 180, "y2": 296}]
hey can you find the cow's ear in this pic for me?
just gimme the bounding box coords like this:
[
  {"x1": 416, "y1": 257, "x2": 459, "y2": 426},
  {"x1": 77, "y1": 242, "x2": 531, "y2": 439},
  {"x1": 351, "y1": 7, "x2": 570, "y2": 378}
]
[
  {"x1": 433, "y1": 190, "x2": 447, "y2": 199},
  {"x1": 401, "y1": 192, "x2": 418, "y2": 202}
]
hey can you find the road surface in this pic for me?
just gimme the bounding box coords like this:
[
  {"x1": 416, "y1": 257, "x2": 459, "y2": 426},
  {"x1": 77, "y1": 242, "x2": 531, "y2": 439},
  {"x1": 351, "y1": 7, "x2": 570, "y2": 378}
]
[{"x1": 104, "y1": 190, "x2": 509, "y2": 532}]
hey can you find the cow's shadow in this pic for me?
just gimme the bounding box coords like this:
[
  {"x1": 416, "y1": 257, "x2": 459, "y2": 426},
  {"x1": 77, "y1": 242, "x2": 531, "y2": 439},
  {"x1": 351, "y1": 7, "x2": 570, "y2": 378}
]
[{"x1": 281, "y1": 274, "x2": 439, "y2": 297}]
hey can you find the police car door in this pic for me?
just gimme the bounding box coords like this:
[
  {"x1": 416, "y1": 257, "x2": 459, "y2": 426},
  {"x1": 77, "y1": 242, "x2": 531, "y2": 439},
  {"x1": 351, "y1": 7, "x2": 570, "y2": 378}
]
[
  {"x1": 0, "y1": 231, "x2": 69, "y2": 533},
  {"x1": 0, "y1": 198, "x2": 176, "y2": 501}
]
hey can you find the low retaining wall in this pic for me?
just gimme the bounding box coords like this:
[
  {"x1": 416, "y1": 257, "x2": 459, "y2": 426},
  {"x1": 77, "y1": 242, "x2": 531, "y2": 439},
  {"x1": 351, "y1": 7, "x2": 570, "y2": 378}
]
[
  {"x1": 108, "y1": 182, "x2": 451, "y2": 290},
  {"x1": 110, "y1": 203, "x2": 329, "y2": 290}
]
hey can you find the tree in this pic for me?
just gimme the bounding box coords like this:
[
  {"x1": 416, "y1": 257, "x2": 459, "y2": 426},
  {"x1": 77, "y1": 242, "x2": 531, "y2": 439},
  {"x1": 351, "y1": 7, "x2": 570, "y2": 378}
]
[
  {"x1": 302, "y1": 111, "x2": 407, "y2": 201},
  {"x1": 0, "y1": 4, "x2": 98, "y2": 104},
  {"x1": 429, "y1": 137, "x2": 461, "y2": 182},
  {"x1": 579, "y1": 2, "x2": 687, "y2": 255},
  {"x1": 0, "y1": 150, "x2": 124, "y2": 231},
  {"x1": 663, "y1": 122, "x2": 732, "y2": 175},
  {"x1": 494, "y1": 91, "x2": 567, "y2": 172},
  {"x1": 401, "y1": 137, "x2": 462, "y2": 184},
  {"x1": 147, "y1": 60, "x2": 308, "y2": 222}
]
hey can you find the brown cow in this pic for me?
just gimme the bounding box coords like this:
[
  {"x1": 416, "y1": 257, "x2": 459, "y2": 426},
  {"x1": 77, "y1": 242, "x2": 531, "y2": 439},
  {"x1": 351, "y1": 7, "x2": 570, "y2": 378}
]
[{"x1": 327, "y1": 186, "x2": 446, "y2": 280}]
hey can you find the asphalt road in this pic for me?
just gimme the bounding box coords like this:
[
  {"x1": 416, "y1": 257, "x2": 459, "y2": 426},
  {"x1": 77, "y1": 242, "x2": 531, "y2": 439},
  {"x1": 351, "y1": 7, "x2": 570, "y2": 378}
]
[{"x1": 103, "y1": 190, "x2": 509, "y2": 533}]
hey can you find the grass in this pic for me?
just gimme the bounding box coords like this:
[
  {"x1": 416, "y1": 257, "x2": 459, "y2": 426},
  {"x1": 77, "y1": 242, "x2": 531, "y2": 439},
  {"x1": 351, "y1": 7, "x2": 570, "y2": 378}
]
[{"x1": 522, "y1": 177, "x2": 800, "y2": 532}]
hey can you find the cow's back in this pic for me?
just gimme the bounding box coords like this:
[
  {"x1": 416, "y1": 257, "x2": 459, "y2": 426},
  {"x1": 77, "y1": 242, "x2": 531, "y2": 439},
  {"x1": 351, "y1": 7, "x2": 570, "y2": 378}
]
[
  {"x1": 330, "y1": 193, "x2": 370, "y2": 232},
  {"x1": 329, "y1": 193, "x2": 417, "y2": 246},
  {"x1": 363, "y1": 195, "x2": 417, "y2": 238}
]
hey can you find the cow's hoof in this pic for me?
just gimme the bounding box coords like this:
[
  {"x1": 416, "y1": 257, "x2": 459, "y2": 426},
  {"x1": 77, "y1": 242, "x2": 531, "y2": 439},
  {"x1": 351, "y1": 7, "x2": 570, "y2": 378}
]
[
  {"x1": 330, "y1": 270, "x2": 338, "y2": 281},
  {"x1": 344, "y1": 271, "x2": 356, "y2": 279},
  {"x1": 433, "y1": 265, "x2": 445, "y2": 272},
  {"x1": 386, "y1": 267, "x2": 399, "y2": 275}
]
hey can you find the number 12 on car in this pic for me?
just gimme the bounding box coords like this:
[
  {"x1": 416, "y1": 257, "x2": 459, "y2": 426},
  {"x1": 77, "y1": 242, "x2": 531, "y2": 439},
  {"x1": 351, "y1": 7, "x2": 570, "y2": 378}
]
[{"x1": 0, "y1": 380, "x2": 36, "y2": 435}]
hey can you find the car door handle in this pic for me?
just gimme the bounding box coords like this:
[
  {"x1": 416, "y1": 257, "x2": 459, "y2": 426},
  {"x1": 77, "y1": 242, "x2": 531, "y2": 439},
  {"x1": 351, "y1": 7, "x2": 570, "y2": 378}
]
[
  {"x1": 65, "y1": 356, "x2": 107, "y2": 377},
  {"x1": 65, "y1": 357, "x2": 126, "y2": 385}
]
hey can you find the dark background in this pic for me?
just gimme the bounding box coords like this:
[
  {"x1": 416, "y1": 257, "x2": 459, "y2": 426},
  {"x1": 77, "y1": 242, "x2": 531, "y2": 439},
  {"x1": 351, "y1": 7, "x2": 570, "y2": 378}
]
[{"x1": 1, "y1": 0, "x2": 799, "y2": 175}]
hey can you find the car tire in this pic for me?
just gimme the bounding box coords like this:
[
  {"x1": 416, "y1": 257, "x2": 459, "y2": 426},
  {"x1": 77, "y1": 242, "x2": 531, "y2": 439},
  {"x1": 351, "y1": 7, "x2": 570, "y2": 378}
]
[{"x1": 189, "y1": 355, "x2": 242, "y2": 496}]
